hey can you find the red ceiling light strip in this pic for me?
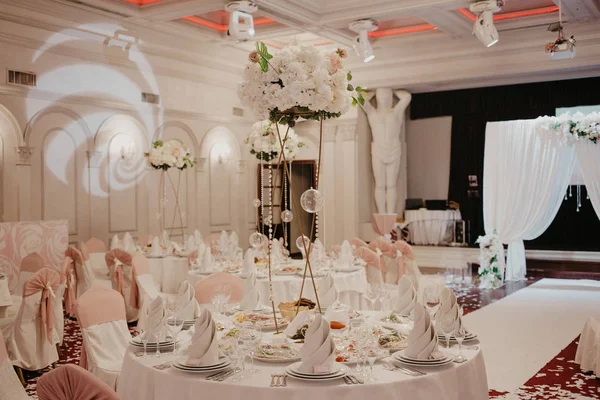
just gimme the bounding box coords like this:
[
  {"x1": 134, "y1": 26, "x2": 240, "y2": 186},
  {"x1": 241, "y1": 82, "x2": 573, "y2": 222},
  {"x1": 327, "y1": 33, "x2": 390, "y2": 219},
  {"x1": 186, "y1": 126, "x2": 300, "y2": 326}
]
[
  {"x1": 181, "y1": 16, "x2": 276, "y2": 31},
  {"x1": 369, "y1": 24, "x2": 438, "y2": 38},
  {"x1": 458, "y1": 5, "x2": 559, "y2": 22}
]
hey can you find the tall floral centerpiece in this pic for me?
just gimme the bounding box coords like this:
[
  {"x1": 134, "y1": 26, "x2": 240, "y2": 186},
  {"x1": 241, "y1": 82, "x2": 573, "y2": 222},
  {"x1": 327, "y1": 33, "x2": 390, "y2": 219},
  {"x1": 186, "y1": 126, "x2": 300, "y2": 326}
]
[
  {"x1": 146, "y1": 140, "x2": 195, "y2": 241},
  {"x1": 245, "y1": 120, "x2": 304, "y2": 162},
  {"x1": 475, "y1": 231, "x2": 505, "y2": 290},
  {"x1": 239, "y1": 42, "x2": 365, "y2": 331}
]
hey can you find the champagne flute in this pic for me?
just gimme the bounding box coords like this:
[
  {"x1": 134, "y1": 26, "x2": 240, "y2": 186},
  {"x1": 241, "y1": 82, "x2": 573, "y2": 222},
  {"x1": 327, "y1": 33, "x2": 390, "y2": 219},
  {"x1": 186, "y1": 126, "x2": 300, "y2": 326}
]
[
  {"x1": 247, "y1": 324, "x2": 262, "y2": 374},
  {"x1": 367, "y1": 347, "x2": 378, "y2": 382},
  {"x1": 439, "y1": 313, "x2": 456, "y2": 351},
  {"x1": 423, "y1": 285, "x2": 441, "y2": 321},
  {"x1": 166, "y1": 313, "x2": 184, "y2": 355},
  {"x1": 139, "y1": 329, "x2": 148, "y2": 358}
]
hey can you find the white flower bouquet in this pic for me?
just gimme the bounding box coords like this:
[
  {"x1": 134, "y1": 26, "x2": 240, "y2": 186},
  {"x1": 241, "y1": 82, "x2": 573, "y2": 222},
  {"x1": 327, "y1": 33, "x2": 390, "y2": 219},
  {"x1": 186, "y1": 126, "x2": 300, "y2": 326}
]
[
  {"x1": 146, "y1": 140, "x2": 195, "y2": 170},
  {"x1": 245, "y1": 121, "x2": 305, "y2": 162},
  {"x1": 239, "y1": 43, "x2": 365, "y2": 125},
  {"x1": 538, "y1": 112, "x2": 600, "y2": 145},
  {"x1": 475, "y1": 231, "x2": 504, "y2": 289}
]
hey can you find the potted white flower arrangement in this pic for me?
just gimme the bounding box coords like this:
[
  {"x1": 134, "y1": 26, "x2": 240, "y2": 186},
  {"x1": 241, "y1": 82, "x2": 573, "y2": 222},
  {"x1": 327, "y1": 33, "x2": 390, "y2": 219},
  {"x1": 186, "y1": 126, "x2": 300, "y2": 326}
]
[
  {"x1": 475, "y1": 231, "x2": 504, "y2": 289},
  {"x1": 146, "y1": 140, "x2": 195, "y2": 170},
  {"x1": 245, "y1": 120, "x2": 305, "y2": 162}
]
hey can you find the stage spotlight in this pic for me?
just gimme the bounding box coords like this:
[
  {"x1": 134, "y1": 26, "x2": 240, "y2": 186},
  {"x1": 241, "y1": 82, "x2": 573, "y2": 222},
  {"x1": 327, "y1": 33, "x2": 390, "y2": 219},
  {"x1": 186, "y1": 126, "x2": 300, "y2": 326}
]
[
  {"x1": 349, "y1": 19, "x2": 379, "y2": 63},
  {"x1": 225, "y1": 1, "x2": 258, "y2": 41},
  {"x1": 469, "y1": 0, "x2": 502, "y2": 47}
]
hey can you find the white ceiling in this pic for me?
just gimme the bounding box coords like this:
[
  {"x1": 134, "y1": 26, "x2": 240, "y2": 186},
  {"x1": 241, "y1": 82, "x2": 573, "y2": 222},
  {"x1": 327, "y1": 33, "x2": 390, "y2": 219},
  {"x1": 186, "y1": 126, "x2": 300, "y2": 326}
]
[{"x1": 2, "y1": 0, "x2": 600, "y2": 92}]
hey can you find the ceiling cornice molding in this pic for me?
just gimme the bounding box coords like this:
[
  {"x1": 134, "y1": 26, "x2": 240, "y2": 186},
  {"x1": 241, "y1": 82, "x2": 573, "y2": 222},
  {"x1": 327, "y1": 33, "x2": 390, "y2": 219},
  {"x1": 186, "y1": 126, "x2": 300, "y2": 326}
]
[{"x1": 0, "y1": 83, "x2": 254, "y2": 123}]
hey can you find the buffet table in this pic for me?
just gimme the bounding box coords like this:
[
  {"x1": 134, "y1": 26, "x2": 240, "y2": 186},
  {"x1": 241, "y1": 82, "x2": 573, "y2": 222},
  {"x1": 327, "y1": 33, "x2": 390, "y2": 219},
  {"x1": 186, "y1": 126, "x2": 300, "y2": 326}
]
[
  {"x1": 404, "y1": 209, "x2": 461, "y2": 246},
  {"x1": 117, "y1": 327, "x2": 488, "y2": 400}
]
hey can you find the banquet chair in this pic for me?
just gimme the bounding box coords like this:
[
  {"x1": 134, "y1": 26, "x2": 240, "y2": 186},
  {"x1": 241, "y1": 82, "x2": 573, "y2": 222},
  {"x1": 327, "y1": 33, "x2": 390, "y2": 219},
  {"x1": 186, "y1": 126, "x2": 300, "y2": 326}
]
[
  {"x1": 369, "y1": 239, "x2": 398, "y2": 284},
  {"x1": 77, "y1": 285, "x2": 131, "y2": 390},
  {"x1": 37, "y1": 364, "x2": 119, "y2": 400},
  {"x1": 105, "y1": 249, "x2": 140, "y2": 323},
  {"x1": 354, "y1": 246, "x2": 384, "y2": 285},
  {"x1": 6, "y1": 268, "x2": 60, "y2": 372},
  {"x1": 82, "y1": 238, "x2": 110, "y2": 280},
  {"x1": 54, "y1": 257, "x2": 69, "y2": 346},
  {"x1": 393, "y1": 241, "x2": 422, "y2": 290},
  {"x1": 194, "y1": 272, "x2": 244, "y2": 305},
  {"x1": 349, "y1": 237, "x2": 369, "y2": 249},
  {"x1": 65, "y1": 246, "x2": 95, "y2": 299},
  {"x1": 132, "y1": 252, "x2": 161, "y2": 330},
  {"x1": 14, "y1": 252, "x2": 45, "y2": 296},
  {"x1": 0, "y1": 330, "x2": 30, "y2": 399}
]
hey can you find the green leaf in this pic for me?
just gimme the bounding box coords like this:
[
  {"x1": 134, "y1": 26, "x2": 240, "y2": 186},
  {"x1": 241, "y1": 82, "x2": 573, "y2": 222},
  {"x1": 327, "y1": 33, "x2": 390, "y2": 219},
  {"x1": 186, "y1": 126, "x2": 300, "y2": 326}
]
[
  {"x1": 356, "y1": 86, "x2": 366, "y2": 93},
  {"x1": 358, "y1": 96, "x2": 365, "y2": 106},
  {"x1": 352, "y1": 98, "x2": 358, "y2": 106},
  {"x1": 347, "y1": 72, "x2": 352, "y2": 81},
  {"x1": 347, "y1": 84, "x2": 354, "y2": 91},
  {"x1": 255, "y1": 42, "x2": 272, "y2": 73}
]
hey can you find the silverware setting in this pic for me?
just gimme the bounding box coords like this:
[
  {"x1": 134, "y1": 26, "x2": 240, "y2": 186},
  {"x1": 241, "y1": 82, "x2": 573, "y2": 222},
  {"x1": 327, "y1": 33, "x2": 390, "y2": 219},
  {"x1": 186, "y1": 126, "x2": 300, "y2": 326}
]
[
  {"x1": 152, "y1": 361, "x2": 172, "y2": 370},
  {"x1": 270, "y1": 373, "x2": 287, "y2": 387},
  {"x1": 343, "y1": 374, "x2": 364, "y2": 385},
  {"x1": 206, "y1": 368, "x2": 239, "y2": 381},
  {"x1": 382, "y1": 361, "x2": 426, "y2": 376}
]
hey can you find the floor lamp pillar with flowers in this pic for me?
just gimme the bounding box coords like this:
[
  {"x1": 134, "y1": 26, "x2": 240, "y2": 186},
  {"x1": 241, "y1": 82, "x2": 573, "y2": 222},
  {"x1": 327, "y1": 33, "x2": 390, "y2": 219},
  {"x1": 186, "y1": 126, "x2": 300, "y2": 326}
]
[
  {"x1": 240, "y1": 42, "x2": 366, "y2": 328},
  {"x1": 146, "y1": 140, "x2": 195, "y2": 243}
]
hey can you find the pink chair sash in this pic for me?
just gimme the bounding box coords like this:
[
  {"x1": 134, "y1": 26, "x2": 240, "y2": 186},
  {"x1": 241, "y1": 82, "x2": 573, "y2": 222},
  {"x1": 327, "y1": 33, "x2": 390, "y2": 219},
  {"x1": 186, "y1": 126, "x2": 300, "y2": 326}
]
[
  {"x1": 194, "y1": 272, "x2": 243, "y2": 305},
  {"x1": 369, "y1": 239, "x2": 396, "y2": 258},
  {"x1": 354, "y1": 247, "x2": 382, "y2": 271},
  {"x1": 23, "y1": 268, "x2": 60, "y2": 343},
  {"x1": 37, "y1": 364, "x2": 119, "y2": 400},
  {"x1": 393, "y1": 240, "x2": 415, "y2": 260},
  {"x1": 0, "y1": 330, "x2": 8, "y2": 364},
  {"x1": 20, "y1": 252, "x2": 45, "y2": 273},
  {"x1": 76, "y1": 286, "x2": 126, "y2": 329},
  {"x1": 105, "y1": 249, "x2": 139, "y2": 309},
  {"x1": 349, "y1": 237, "x2": 368, "y2": 249},
  {"x1": 85, "y1": 237, "x2": 106, "y2": 254}
]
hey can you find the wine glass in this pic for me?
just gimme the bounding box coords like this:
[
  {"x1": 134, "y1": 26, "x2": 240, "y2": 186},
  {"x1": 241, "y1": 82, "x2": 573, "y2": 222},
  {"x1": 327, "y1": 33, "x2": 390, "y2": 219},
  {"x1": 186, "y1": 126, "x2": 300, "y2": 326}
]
[
  {"x1": 454, "y1": 323, "x2": 467, "y2": 363},
  {"x1": 138, "y1": 329, "x2": 148, "y2": 358},
  {"x1": 213, "y1": 284, "x2": 232, "y2": 314},
  {"x1": 166, "y1": 313, "x2": 184, "y2": 354},
  {"x1": 438, "y1": 313, "x2": 457, "y2": 351},
  {"x1": 246, "y1": 324, "x2": 262, "y2": 374},
  {"x1": 422, "y1": 285, "x2": 441, "y2": 320},
  {"x1": 364, "y1": 284, "x2": 381, "y2": 311},
  {"x1": 366, "y1": 347, "x2": 378, "y2": 382}
]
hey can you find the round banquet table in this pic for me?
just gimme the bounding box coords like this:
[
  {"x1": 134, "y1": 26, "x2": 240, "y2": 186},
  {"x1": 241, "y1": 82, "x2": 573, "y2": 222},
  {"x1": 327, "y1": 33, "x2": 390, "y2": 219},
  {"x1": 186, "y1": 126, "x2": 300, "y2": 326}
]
[
  {"x1": 117, "y1": 341, "x2": 488, "y2": 400},
  {"x1": 147, "y1": 256, "x2": 189, "y2": 294},
  {"x1": 186, "y1": 262, "x2": 369, "y2": 310}
]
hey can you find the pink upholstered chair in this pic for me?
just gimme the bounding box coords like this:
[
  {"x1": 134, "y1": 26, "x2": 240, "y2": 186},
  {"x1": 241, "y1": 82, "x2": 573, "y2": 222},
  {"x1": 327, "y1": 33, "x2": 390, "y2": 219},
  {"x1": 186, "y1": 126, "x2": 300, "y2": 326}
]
[
  {"x1": 194, "y1": 272, "x2": 244, "y2": 305},
  {"x1": 65, "y1": 246, "x2": 95, "y2": 299},
  {"x1": 76, "y1": 285, "x2": 131, "y2": 390},
  {"x1": 369, "y1": 239, "x2": 398, "y2": 284},
  {"x1": 6, "y1": 268, "x2": 60, "y2": 371},
  {"x1": 105, "y1": 249, "x2": 139, "y2": 323},
  {"x1": 14, "y1": 252, "x2": 45, "y2": 296},
  {"x1": 349, "y1": 237, "x2": 368, "y2": 249},
  {"x1": 354, "y1": 246, "x2": 384, "y2": 285},
  {"x1": 37, "y1": 364, "x2": 119, "y2": 400},
  {"x1": 0, "y1": 330, "x2": 29, "y2": 399}
]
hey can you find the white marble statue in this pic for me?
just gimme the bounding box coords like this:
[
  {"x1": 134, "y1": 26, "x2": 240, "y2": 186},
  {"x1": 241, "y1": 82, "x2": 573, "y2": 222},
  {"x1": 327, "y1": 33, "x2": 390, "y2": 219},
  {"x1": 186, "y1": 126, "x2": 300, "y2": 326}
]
[{"x1": 361, "y1": 88, "x2": 412, "y2": 214}]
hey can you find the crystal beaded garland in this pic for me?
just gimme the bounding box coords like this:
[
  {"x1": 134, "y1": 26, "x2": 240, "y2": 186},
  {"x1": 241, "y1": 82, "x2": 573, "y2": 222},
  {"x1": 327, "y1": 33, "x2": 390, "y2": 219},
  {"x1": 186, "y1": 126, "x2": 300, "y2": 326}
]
[
  {"x1": 300, "y1": 187, "x2": 324, "y2": 213},
  {"x1": 252, "y1": 198, "x2": 261, "y2": 208},
  {"x1": 281, "y1": 209, "x2": 293, "y2": 223},
  {"x1": 249, "y1": 232, "x2": 265, "y2": 249}
]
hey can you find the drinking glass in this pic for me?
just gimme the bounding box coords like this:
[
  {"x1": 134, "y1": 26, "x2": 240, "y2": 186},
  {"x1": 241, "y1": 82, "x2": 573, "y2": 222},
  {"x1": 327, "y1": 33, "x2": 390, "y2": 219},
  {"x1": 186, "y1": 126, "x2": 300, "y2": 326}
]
[
  {"x1": 139, "y1": 329, "x2": 148, "y2": 358},
  {"x1": 364, "y1": 284, "x2": 381, "y2": 311},
  {"x1": 155, "y1": 330, "x2": 161, "y2": 358},
  {"x1": 166, "y1": 313, "x2": 184, "y2": 354},
  {"x1": 444, "y1": 266, "x2": 454, "y2": 285},
  {"x1": 464, "y1": 263, "x2": 473, "y2": 285},
  {"x1": 454, "y1": 323, "x2": 467, "y2": 363},
  {"x1": 246, "y1": 324, "x2": 262, "y2": 374},
  {"x1": 213, "y1": 284, "x2": 232, "y2": 314},
  {"x1": 439, "y1": 314, "x2": 456, "y2": 351},
  {"x1": 366, "y1": 348, "x2": 378, "y2": 382},
  {"x1": 453, "y1": 268, "x2": 463, "y2": 286},
  {"x1": 422, "y1": 285, "x2": 441, "y2": 320}
]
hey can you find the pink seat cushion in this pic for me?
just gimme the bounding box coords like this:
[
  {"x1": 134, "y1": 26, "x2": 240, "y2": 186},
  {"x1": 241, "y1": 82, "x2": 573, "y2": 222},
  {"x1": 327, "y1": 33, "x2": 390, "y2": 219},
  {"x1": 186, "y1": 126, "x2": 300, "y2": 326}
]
[
  {"x1": 194, "y1": 272, "x2": 243, "y2": 304},
  {"x1": 37, "y1": 364, "x2": 119, "y2": 400}
]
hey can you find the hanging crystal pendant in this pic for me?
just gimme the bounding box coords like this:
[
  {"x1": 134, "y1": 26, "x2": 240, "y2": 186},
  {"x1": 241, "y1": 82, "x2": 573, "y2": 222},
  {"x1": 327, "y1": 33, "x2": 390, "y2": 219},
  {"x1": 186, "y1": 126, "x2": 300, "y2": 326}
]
[{"x1": 576, "y1": 184, "x2": 581, "y2": 212}]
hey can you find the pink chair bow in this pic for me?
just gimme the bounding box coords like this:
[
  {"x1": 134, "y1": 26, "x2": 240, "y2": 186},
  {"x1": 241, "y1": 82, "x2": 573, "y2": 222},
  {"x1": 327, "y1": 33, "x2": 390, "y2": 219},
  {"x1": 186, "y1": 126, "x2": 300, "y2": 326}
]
[
  {"x1": 20, "y1": 252, "x2": 45, "y2": 273},
  {"x1": 349, "y1": 237, "x2": 368, "y2": 249},
  {"x1": 37, "y1": 364, "x2": 119, "y2": 400},
  {"x1": 369, "y1": 239, "x2": 396, "y2": 258},
  {"x1": 194, "y1": 272, "x2": 243, "y2": 305},
  {"x1": 105, "y1": 249, "x2": 140, "y2": 309},
  {"x1": 23, "y1": 268, "x2": 60, "y2": 343}
]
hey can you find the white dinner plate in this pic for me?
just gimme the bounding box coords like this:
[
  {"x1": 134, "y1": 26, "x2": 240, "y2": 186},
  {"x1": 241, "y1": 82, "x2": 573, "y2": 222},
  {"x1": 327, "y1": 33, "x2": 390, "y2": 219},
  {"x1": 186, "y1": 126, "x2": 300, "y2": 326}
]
[
  {"x1": 174, "y1": 357, "x2": 230, "y2": 370},
  {"x1": 145, "y1": 254, "x2": 166, "y2": 259},
  {"x1": 254, "y1": 355, "x2": 301, "y2": 363},
  {"x1": 130, "y1": 338, "x2": 174, "y2": 346},
  {"x1": 286, "y1": 362, "x2": 345, "y2": 377},
  {"x1": 285, "y1": 366, "x2": 348, "y2": 381},
  {"x1": 334, "y1": 267, "x2": 362, "y2": 273},
  {"x1": 393, "y1": 352, "x2": 453, "y2": 366},
  {"x1": 394, "y1": 356, "x2": 453, "y2": 367},
  {"x1": 172, "y1": 363, "x2": 231, "y2": 374},
  {"x1": 437, "y1": 333, "x2": 478, "y2": 342}
]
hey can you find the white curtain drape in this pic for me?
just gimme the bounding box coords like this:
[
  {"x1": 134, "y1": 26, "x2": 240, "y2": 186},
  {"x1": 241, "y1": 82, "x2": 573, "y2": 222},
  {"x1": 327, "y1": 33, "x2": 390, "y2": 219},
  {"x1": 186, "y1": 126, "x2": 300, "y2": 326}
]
[
  {"x1": 575, "y1": 140, "x2": 600, "y2": 219},
  {"x1": 483, "y1": 120, "x2": 576, "y2": 281}
]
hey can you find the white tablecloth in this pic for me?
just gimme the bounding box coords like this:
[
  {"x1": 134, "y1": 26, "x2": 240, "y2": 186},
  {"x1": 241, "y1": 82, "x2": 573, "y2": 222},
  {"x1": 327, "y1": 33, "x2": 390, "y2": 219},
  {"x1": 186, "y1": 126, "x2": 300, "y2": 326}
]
[
  {"x1": 575, "y1": 316, "x2": 600, "y2": 374},
  {"x1": 404, "y1": 209, "x2": 461, "y2": 245},
  {"x1": 118, "y1": 331, "x2": 488, "y2": 400},
  {"x1": 147, "y1": 257, "x2": 189, "y2": 294},
  {"x1": 187, "y1": 261, "x2": 368, "y2": 310}
]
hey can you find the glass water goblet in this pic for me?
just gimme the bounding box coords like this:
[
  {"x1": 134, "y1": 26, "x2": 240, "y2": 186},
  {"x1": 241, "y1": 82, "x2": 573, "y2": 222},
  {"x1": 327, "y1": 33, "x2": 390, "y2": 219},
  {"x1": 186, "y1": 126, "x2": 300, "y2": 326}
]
[
  {"x1": 454, "y1": 323, "x2": 467, "y2": 363},
  {"x1": 423, "y1": 286, "x2": 441, "y2": 321},
  {"x1": 439, "y1": 315, "x2": 456, "y2": 351},
  {"x1": 166, "y1": 313, "x2": 184, "y2": 354},
  {"x1": 366, "y1": 348, "x2": 378, "y2": 382},
  {"x1": 247, "y1": 325, "x2": 262, "y2": 374},
  {"x1": 139, "y1": 329, "x2": 148, "y2": 358}
]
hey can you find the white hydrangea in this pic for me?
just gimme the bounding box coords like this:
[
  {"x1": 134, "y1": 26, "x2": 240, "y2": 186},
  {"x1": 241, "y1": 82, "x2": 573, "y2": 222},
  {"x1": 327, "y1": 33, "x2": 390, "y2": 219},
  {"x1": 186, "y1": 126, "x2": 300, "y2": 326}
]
[
  {"x1": 537, "y1": 112, "x2": 600, "y2": 145},
  {"x1": 244, "y1": 120, "x2": 305, "y2": 162},
  {"x1": 238, "y1": 45, "x2": 352, "y2": 120}
]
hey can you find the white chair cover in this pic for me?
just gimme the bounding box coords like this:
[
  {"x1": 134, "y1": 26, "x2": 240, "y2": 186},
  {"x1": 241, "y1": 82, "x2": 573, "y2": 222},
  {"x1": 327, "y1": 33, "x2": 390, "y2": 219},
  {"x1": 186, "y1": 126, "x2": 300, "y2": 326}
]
[
  {"x1": 14, "y1": 252, "x2": 45, "y2": 297},
  {"x1": 132, "y1": 253, "x2": 162, "y2": 331},
  {"x1": 6, "y1": 268, "x2": 60, "y2": 371},
  {"x1": 0, "y1": 330, "x2": 29, "y2": 400},
  {"x1": 65, "y1": 247, "x2": 95, "y2": 298},
  {"x1": 77, "y1": 285, "x2": 132, "y2": 390}
]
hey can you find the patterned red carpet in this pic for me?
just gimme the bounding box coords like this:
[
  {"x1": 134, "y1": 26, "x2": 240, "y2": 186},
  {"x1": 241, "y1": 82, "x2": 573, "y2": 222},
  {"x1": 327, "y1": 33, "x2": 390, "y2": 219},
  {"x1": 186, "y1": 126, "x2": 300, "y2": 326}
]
[{"x1": 18, "y1": 281, "x2": 599, "y2": 399}]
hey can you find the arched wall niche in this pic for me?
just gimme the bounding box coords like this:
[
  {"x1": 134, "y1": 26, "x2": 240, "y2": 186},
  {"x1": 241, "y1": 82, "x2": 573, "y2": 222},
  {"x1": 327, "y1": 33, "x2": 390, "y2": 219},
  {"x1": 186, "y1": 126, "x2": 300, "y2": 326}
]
[{"x1": 0, "y1": 104, "x2": 23, "y2": 222}]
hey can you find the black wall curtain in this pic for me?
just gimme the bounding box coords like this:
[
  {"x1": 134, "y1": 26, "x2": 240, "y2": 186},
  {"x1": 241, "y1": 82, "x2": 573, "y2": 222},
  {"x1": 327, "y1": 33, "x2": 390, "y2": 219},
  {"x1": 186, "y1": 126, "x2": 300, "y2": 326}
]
[{"x1": 411, "y1": 77, "x2": 600, "y2": 250}]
